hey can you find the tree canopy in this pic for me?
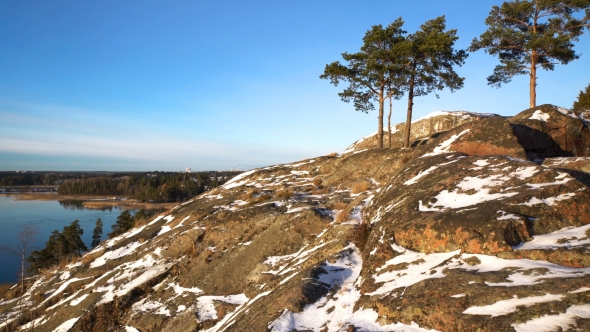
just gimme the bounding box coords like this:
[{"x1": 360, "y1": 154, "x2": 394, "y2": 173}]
[
  {"x1": 573, "y1": 83, "x2": 590, "y2": 110},
  {"x1": 401, "y1": 16, "x2": 468, "y2": 148},
  {"x1": 320, "y1": 18, "x2": 407, "y2": 148},
  {"x1": 471, "y1": 0, "x2": 590, "y2": 108}
]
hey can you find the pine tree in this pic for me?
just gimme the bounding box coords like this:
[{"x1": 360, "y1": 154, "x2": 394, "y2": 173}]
[
  {"x1": 321, "y1": 19, "x2": 407, "y2": 148},
  {"x1": 91, "y1": 218, "x2": 103, "y2": 248},
  {"x1": 401, "y1": 16, "x2": 467, "y2": 148},
  {"x1": 471, "y1": 0, "x2": 590, "y2": 108},
  {"x1": 573, "y1": 83, "x2": 590, "y2": 110}
]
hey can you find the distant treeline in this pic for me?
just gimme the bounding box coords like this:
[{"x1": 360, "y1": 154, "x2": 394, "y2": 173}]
[
  {"x1": 57, "y1": 171, "x2": 241, "y2": 202},
  {"x1": 0, "y1": 172, "x2": 64, "y2": 186}
]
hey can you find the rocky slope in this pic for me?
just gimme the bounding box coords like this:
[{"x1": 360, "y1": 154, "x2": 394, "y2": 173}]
[{"x1": 2, "y1": 105, "x2": 590, "y2": 332}]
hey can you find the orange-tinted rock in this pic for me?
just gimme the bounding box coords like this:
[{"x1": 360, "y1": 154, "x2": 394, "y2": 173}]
[{"x1": 510, "y1": 104, "x2": 590, "y2": 159}]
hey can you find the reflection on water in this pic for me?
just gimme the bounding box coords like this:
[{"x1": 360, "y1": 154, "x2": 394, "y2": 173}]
[
  {"x1": 58, "y1": 200, "x2": 113, "y2": 212},
  {"x1": 0, "y1": 196, "x2": 123, "y2": 283}
]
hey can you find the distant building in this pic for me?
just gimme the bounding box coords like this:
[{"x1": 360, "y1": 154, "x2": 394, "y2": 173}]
[{"x1": 186, "y1": 168, "x2": 192, "y2": 173}]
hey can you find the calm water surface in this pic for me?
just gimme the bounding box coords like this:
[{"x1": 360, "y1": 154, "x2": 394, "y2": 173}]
[{"x1": 0, "y1": 195, "x2": 124, "y2": 283}]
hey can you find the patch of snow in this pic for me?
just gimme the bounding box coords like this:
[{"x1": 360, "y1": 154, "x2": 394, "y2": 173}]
[
  {"x1": 497, "y1": 211, "x2": 521, "y2": 221},
  {"x1": 518, "y1": 193, "x2": 576, "y2": 207},
  {"x1": 125, "y1": 327, "x2": 141, "y2": 332},
  {"x1": 450, "y1": 254, "x2": 590, "y2": 287},
  {"x1": 132, "y1": 298, "x2": 164, "y2": 313},
  {"x1": 404, "y1": 166, "x2": 439, "y2": 186},
  {"x1": 422, "y1": 129, "x2": 471, "y2": 157},
  {"x1": 463, "y1": 294, "x2": 563, "y2": 317},
  {"x1": 529, "y1": 110, "x2": 550, "y2": 122},
  {"x1": 157, "y1": 225, "x2": 172, "y2": 236},
  {"x1": 223, "y1": 170, "x2": 257, "y2": 189},
  {"x1": 167, "y1": 282, "x2": 204, "y2": 296},
  {"x1": 270, "y1": 245, "x2": 438, "y2": 332},
  {"x1": 526, "y1": 177, "x2": 572, "y2": 189},
  {"x1": 513, "y1": 224, "x2": 590, "y2": 250},
  {"x1": 69, "y1": 293, "x2": 88, "y2": 306},
  {"x1": 59, "y1": 271, "x2": 70, "y2": 281},
  {"x1": 367, "y1": 246, "x2": 460, "y2": 296},
  {"x1": 177, "y1": 305, "x2": 187, "y2": 312},
  {"x1": 570, "y1": 287, "x2": 590, "y2": 294},
  {"x1": 451, "y1": 293, "x2": 466, "y2": 298},
  {"x1": 90, "y1": 241, "x2": 144, "y2": 268},
  {"x1": 52, "y1": 316, "x2": 80, "y2": 332},
  {"x1": 512, "y1": 303, "x2": 590, "y2": 332},
  {"x1": 148, "y1": 215, "x2": 165, "y2": 226},
  {"x1": 556, "y1": 106, "x2": 579, "y2": 119},
  {"x1": 472, "y1": 159, "x2": 490, "y2": 167},
  {"x1": 513, "y1": 166, "x2": 539, "y2": 180}
]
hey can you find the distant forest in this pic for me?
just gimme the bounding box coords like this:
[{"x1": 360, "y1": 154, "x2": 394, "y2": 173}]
[{"x1": 0, "y1": 171, "x2": 242, "y2": 202}]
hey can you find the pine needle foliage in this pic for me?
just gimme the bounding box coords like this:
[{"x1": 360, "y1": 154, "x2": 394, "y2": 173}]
[{"x1": 471, "y1": 0, "x2": 590, "y2": 108}]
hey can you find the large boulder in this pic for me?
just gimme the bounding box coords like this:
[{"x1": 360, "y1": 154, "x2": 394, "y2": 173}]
[
  {"x1": 420, "y1": 116, "x2": 527, "y2": 159},
  {"x1": 364, "y1": 153, "x2": 590, "y2": 255},
  {"x1": 510, "y1": 104, "x2": 590, "y2": 159},
  {"x1": 345, "y1": 111, "x2": 499, "y2": 152}
]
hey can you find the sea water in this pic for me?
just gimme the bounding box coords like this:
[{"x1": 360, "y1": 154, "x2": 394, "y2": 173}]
[{"x1": 0, "y1": 195, "x2": 124, "y2": 283}]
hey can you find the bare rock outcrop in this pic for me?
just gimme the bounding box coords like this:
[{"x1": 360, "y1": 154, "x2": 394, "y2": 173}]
[
  {"x1": 344, "y1": 111, "x2": 499, "y2": 152},
  {"x1": 2, "y1": 105, "x2": 590, "y2": 332},
  {"x1": 510, "y1": 104, "x2": 590, "y2": 160}
]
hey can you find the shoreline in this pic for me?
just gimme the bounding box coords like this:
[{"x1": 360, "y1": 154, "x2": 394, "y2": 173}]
[{"x1": 3, "y1": 192, "x2": 178, "y2": 210}]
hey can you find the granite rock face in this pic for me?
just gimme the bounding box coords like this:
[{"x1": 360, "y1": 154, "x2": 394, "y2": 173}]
[
  {"x1": 510, "y1": 104, "x2": 590, "y2": 160},
  {"x1": 344, "y1": 111, "x2": 499, "y2": 152},
  {"x1": 2, "y1": 105, "x2": 590, "y2": 332}
]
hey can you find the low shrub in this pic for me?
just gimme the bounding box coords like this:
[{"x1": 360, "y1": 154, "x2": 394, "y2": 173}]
[{"x1": 351, "y1": 180, "x2": 370, "y2": 194}]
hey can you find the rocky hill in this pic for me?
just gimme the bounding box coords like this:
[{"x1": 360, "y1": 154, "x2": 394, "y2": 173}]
[{"x1": 2, "y1": 104, "x2": 590, "y2": 332}]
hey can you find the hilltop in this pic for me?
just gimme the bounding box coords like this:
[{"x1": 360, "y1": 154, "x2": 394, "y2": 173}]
[{"x1": 2, "y1": 104, "x2": 590, "y2": 332}]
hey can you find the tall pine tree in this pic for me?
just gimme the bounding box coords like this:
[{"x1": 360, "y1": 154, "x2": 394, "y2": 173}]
[
  {"x1": 573, "y1": 83, "x2": 590, "y2": 110},
  {"x1": 471, "y1": 0, "x2": 590, "y2": 108},
  {"x1": 401, "y1": 16, "x2": 467, "y2": 148},
  {"x1": 321, "y1": 19, "x2": 407, "y2": 148},
  {"x1": 91, "y1": 218, "x2": 103, "y2": 248}
]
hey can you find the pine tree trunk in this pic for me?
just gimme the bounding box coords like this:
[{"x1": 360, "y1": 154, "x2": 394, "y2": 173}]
[
  {"x1": 388, "y1": 96, "x2": 392, "y2": 148},
  {"x1": 378, "y1": 94, "x2": 384, "y2": 149},
  {"x1": 404, "y1": 73, "x2": 415, "y2": 148},
  {"x1": 530, "y1": 55, "x2": 537, "y2": 108},
  {"x1": 21, "y1": 253, "x2": 24, "y2": 295}
]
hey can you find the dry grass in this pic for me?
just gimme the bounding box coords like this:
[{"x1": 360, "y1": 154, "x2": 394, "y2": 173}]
[
  {"x1": 311, "y1": 187, "x2": 329, "y2": 195},
  {"x1": 82, "y1": 249, "x2": 105, "y2": 265},
  {"x1": 209, "y1": 188, "x2": 221, "y2": 195},
  {"x1": 351, "y1": 180, "x2": 370, "y2": 194},
  {"x1": 335, "y1": 195, "x2": 365, "y2": 223},
  {"x1": 275, "y1": 188, "x2": 293, "y2": 199},
  {"x1": 239, "y1": 188, "x2": 259, "y2": 201},
  {"x1": 247, "y1": 194, "x2": 271, "y2": 206},
  {"x1": 327, "y1": 152, "x2": 339, "y2": 157},
  {"x1": 313, "y1": 177, "x2": 323, "y2": 187},
  {"x1": 0, "y1": 283, "x2": 13, "y2": 298}
]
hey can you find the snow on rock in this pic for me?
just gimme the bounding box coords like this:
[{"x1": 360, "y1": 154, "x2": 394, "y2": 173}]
[
  {"x1": 518, "y1": 193, "x2": 576, "y2": 207},
  {"x1": 450, "y1": 254, "x2": 590, "y2": 287},
  {"x1": 404, "y1": 166, "x2": 439, "y2": 186},
  {"x1": 69, "y1": 293, "x2": 88, "y2": 306},
  {"x1": 196, "y1": 294, "x2": 249, "y2": 321},
  {"x1": 367, "y1": 245, "x2": 460, "y2": 296},
  {"x1": 422, "y1": 129, "x2": 471, "y2": 157},
  {"x1": 513, "y1": 224, "x2": 590, "y2": 250},
  {"x1": 166, "y1": 282, "x2": 204, "y2": 296},
  {"x1": 512, "y1": 304, "x2": 590, "y2": 332},
  {"x1": 463, "y1": 294, "x2": 564, "y2": 317},
  {"x1": 270, "y1": 245, "x2": 438, "y2": 332},
  {"x1": 222, "y1": 169, "x2": 257, "y2": 189},
  {"x1": 529, "y1": 110, "x2": 551, "y2": 122},
  {"x1": 52, "y1": 316, "x2": 80, "y2": 332},
  {"x1": 125, "y1": 327, "x2": 141, "y2": 332},
  {"x1": 90, "y1": 241, "x2": 144, "y2": 268}
]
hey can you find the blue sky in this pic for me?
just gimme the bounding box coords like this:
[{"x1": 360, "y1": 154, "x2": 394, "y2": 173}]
[{"x1": 1, "y1": 1, "x2": 589, "y2": 171}]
